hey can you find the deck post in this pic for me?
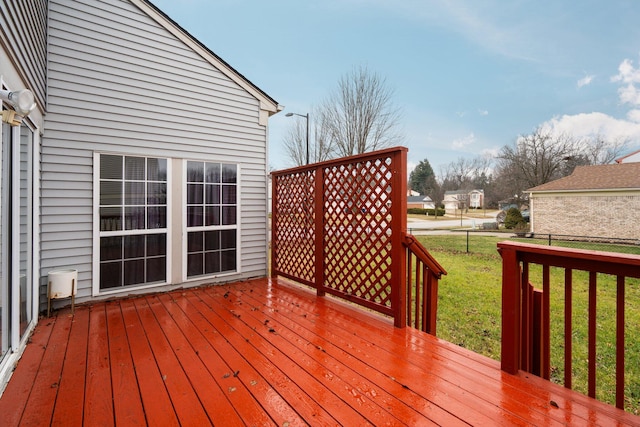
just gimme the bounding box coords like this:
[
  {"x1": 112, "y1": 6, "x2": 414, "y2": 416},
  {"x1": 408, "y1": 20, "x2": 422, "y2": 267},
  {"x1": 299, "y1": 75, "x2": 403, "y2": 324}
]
[
  {"x1": 314, "y1": 165, "x2": 325, "y2": 296},
  {"x1": 392, "y1": 149, "x2": 407, "y2": 328},
  {"x1": 499, "y1": 244, "x2": 521, "y2": 374}
]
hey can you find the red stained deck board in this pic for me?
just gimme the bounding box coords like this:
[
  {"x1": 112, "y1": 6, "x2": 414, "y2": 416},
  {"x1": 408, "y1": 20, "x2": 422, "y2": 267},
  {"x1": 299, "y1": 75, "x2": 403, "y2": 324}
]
[
  {"x1": 216, "y1": 283, "x2": 509, "y2": 426},
  {"x1": 18, "y1": 310, "x2": 73, "y2": 426},
  {"x1": 131, "y1": 296, "x2": 212, "y2": 426},
  {"x1": 51, "y1": 306, "x2": 89, "y2": 427},
  {"x1": 1, "y1": 277, "x2": 639, "y2": 426},
  {"x1": 105, "y1": 301, "x2": 147, "y2": 426},
  {"x1": 206, "y1": 284, "x2": 463, "y2": 426},
  {"x1": 119, "y1": 299, "x2": 179, "y2": 427},
  {"x1": 143, "y1": 293, "x2": 258, "y2": 426},
  {"x1": 181, "y1": 288, "x2": 333, "y2": 426},
  {"x1": 84, "y1": 304, "x2": 115, "y2": 425},
  {"x1": 0, "y1": 315, "x2": 55, "y2": 425},
  {"x1": 196, "y1": 288, "x2": 372, "y2": 426},
  {"x1": 201, "y1": 286, "x2": 405, "y2": 426}
]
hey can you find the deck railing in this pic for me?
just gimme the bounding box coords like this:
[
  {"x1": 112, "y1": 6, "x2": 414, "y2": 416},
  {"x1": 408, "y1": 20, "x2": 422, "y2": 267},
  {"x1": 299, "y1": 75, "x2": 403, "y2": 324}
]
[
  {"x1": 271, "y1": 147, "x2": 443, "y2": 332},
  {"x1": 403, "y1": 233, "x2": 447, "y2": 334},
  {"x1": 498, "y1": 241, "x2": 640, "y2": 410}
]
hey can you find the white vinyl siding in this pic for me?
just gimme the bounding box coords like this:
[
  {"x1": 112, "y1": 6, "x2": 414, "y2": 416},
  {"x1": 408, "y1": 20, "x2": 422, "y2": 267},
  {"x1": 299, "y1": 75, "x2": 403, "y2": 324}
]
[
  {"x1": 0, "y1": 1, "x2": 47, "y2": 107},
  {"x1": 43, "y1": 0, "x2": 270, "y2": 304}
]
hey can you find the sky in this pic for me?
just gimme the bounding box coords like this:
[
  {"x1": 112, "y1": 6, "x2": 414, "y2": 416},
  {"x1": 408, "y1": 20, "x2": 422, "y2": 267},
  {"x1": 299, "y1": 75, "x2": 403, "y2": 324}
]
[{"x1": 150, "y1": 0, "x2": 640, "y2": 175}]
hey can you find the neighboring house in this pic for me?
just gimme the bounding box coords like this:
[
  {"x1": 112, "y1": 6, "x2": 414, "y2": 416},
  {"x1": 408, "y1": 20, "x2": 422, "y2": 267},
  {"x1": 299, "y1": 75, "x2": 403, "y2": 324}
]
[
  {"x1": 615, "y1": 148, "x2": 640, "y2": 164},
  {"x1": 407, "y1": 195, "x2": 435, "y2": 210},
  {"x1": 443, "y1": 189, "x2": 484, "y2": 214},
  {"x1": 0, "y1": 0, "x2": 280, "y2": 390},
  {"x1": 528, "y1": 163, "x2": 640, "y2": 239}
]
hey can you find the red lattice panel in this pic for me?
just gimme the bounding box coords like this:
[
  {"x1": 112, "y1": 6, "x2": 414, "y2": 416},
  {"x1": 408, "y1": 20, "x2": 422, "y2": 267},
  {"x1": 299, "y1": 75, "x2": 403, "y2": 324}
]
[
  {"x1": 322, "y1": 157, "x2": 395, "y2": 314},
  {"x1": 271, "y1": 170, "x2": 316, "y2": 285}
]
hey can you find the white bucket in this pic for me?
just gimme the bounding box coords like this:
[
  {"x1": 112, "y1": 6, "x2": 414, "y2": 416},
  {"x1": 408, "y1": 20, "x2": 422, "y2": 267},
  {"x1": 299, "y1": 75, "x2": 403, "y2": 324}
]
[{"x1": 48, "y1": 269, "x2": 78, "y2": 299}]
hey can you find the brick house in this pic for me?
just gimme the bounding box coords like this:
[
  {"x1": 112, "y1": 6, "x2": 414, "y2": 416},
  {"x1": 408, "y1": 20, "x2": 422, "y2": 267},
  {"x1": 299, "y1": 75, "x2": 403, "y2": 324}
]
[{"x1": 528, "y1": 163, "x2": 640, "y2": 239}]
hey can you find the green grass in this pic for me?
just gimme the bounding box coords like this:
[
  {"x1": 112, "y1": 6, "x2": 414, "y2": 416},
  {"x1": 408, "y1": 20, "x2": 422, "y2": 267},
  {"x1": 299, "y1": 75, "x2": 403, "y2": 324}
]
[{"x1": 415, "y1": 234, "x2": 640, "y2": 415}]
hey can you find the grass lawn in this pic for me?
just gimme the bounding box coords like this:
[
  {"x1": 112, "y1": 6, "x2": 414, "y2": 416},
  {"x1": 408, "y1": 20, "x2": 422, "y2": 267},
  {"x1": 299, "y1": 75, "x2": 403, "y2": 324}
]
[{"x1": 416, "y1": 234, "x2": 640, "y2": 415}]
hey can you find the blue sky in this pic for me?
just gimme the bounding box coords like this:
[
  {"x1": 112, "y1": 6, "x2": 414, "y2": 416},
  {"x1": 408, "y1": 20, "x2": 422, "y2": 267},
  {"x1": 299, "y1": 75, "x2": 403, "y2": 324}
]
[{"x1": 151, "y1": 0, "x2": 640, "y2": 174}]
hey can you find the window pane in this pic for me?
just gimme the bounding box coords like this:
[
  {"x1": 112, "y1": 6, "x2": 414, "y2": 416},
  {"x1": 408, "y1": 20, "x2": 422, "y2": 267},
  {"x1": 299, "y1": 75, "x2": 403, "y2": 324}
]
[
  {"x1": 205, "y1": 205, "x2": 220, "y2": 226},
  {"x1": 124, "y1": 235, "x2": 145, "y2": 259},
  {"x1": 187, "y1": 206, "x2": 203, "y2": 227},
  {"x1": 125, "y1": 156, "x2": 145, "y2": 180},
  {"x1": 100, "y1": 236, "x2": 122, "y2": 261},
  {"x1": 125, "y1": 206, "x2": 145, "y2": 230},
  {"x1": 205, "y1": 163, "x2": 220, "y2": 183},
  {"x1": 100, "y1": 207, "x2": 122, "y2": 231},
  {"x1": 205, "y1": 230, "x2": 220, "y2": 251},
  {"x1": 188, "y1": 231, "x2": 203, "y2": 253},
  {"x1": 187, "y1": 253, "x2": 203, "y2": 277},
  {"x1": 147, "y1": 257, "x2": 166, "y2": 282},
  {"x1": 221, "y1": 230, "x2": 236, "y2": 249},
  {"x1": 100, "y1": 181, "x2": 122, "y2": 205},
  {"x1": 100, "y1": 155, "x2": 122, "y2": 180},
  {"x1": 222, "y1": 185, "x2": 236, "y2": 204},
  {"x1": 147, "y1": 233, "x2": 166, "y2": 257},
  {"x1": 205, "y1": 184, "x2": 220, "y2": 204},
  {"x1": 148, "y1": 158, "x2": 167, "y2": 181},
  {"x1": 147, "y1": 182, "x2": 166, "y2": 204},
  {"x1": 124, "y1": 259, "x2": 145, "y2": 285},
  {"x1": 100, "y1": 261, "x2": 122, "y2": 288},
  {"x1": 221, "y1": 250, "x2": 236, "y2": 271},
  {"x1": 205, "y1": 252, "x2": 220, "y2": 274},
  {"x1": 222, "y1": 206, "x2": 236, "y2": 225},
  {"x1": 147, "y1": 206, "x2": 166, "y2": 229},
  {"x1": 187, "y1": 183, "x2": 203, "y2": 204},
  {"x1": 125, "y1": 181, "x2": 145, "y2": 205},
  {"x1": 222, "y1": 164, "x2": 237, "y2": 183},
  {"x1": 187, "y1": 161, "x2": 204, "y2": 182}
]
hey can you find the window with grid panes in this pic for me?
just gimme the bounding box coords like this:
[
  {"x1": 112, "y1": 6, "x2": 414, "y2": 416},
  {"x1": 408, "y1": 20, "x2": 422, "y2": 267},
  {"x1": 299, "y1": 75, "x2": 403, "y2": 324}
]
[
  {"x1": 186, "y1": 161, "x2": 237, "y2": 278},
  {"x1": 98, "y1": 154, "x2": 167, "y2": 289}
]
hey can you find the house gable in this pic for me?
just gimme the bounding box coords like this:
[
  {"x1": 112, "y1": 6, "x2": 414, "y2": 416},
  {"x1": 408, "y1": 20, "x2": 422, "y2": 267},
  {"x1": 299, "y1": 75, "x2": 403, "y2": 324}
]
[
  {"x1": 42, "y1": 0, "x2": 279, "y2": 303},
  {"x1": 133, "y1": 0, "x2": 281, "y2": 125}
]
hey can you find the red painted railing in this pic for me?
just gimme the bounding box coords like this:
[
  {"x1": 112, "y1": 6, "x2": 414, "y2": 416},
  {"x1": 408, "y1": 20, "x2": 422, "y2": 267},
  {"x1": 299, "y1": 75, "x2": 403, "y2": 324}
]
[
  {"x1": 403, "y1": 233, "x2": 447, "y2": 334},
  {"x1": 498, "y1": 241, "x2": 640, "y2": 410},
  {"x1": 271, "y1": 147, "x2": 443, "y2": 331}
]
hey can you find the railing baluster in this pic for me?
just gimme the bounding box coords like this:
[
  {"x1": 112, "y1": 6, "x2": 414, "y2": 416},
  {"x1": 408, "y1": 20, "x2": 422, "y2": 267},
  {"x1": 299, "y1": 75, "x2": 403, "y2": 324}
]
[
  {"x1": 542, "y1": 265, "x2": 551, "y2": 380},
  {"x1": 616, "y1": 275, "x2": 625, "y2": 410},
  {"x1": 564, "y1": 268, "x2": 573, "y2": 390},
  {"x1": 588, "y1": 271, "x2": 597, "y2": 399}
]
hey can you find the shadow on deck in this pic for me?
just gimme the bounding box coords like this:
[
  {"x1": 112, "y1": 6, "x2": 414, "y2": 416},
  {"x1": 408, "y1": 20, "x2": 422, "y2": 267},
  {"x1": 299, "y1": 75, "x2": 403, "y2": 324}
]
[{"x1": 1, "y1": 277, "x2": 637, "y2": 426}]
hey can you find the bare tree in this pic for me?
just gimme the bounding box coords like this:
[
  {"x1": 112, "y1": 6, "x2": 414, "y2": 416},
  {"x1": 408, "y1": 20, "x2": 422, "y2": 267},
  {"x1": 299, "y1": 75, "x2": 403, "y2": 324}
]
[
  {"x1": 282, "y1": 118, "x2": 308, "y2": 167},
  {"x1": 496, "y1": 128, "x2": 578, "y2": 191},
  {"x1": 319, "y1": 66, "x2": 403, "y2": 157},
  {"x1": 282, "y1": 108, "x2": 337, "y2": 167},
  {"x1": 577, "y1": 134, "x2": 630, "y2": 165}
]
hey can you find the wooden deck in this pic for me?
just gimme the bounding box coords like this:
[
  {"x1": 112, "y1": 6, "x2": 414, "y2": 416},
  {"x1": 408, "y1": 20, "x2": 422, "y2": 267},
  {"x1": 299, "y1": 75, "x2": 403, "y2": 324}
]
[{"x1": 1, "y1": 277, "x2": 637, "y2": 426}]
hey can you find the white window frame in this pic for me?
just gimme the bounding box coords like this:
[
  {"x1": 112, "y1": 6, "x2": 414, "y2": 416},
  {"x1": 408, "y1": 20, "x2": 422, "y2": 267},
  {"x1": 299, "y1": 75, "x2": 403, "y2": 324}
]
[
  {"x1": 182, "y1": 159, "x2": 241, "y2": 282},
  {"x1": 92, "y1": 152, "x2": 172, "y2": 296}
]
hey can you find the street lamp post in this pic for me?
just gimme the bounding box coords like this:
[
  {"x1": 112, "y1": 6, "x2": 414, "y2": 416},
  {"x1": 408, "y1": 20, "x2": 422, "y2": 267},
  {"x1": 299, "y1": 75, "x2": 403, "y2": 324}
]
[{"x1": 285, "y1": 112, "x2": 309, "y2": 165}]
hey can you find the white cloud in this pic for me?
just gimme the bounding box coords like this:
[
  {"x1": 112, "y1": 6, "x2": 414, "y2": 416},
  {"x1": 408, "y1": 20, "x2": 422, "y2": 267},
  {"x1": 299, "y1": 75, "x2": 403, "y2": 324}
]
[
  {"x1": 541, "y1": 112, "x2": 640, "y2": 143},
  {"x1": 478, "y1": 109, "x2": 489, "y2": 116},
  {"x1": 618, "y1": 84, "x2": 640, "y2": 106},
  {"x1": 612, "y1": 57, "x2": 640, "y2": 106},
  {"x1": 577, "y1": 74, "x2": 594, "y2": 88},
  {"x1": 611, "y1": 58, "x2": 640, "y2": 84},
  {"x1": 627, "y1": 109, "x2": 640, "y2": 123},
  {"x1": 452, "y1": 133, "x2": 476, "y2": 149}
]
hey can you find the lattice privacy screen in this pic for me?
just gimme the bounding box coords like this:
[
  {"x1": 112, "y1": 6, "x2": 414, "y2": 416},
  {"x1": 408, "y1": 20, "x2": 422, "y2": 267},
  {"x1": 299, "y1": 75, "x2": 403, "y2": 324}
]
[{"x1": 272, "y1": 148, "x2": 407, "y2": 318}]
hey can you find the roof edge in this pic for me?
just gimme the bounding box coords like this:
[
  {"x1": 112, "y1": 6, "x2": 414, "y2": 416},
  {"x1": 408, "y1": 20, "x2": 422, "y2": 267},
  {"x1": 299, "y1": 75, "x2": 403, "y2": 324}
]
[{"x1": 134, "y1": 0, "x2": 281, "y2": 116}]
